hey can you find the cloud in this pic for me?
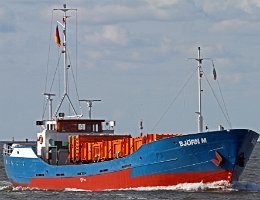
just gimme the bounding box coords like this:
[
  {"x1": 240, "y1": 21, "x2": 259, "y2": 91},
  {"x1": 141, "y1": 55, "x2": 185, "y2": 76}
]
[
  {"x1": 158, "y1": 36, "x2": 174, "y2": 53},
  {"x1": 209, "y1": 18, "x2": 260, "y2": 36},
  {"x1": 0, "y1": 4, "x2": 16, "y2": 32},
  {"x1": 84, "y1": 25, "x2": 128, "y2": 46},
  {"x1": 80, "y1": 4, "x2": 145, "y2": 24},
  {"x1": 199, "y1": 0, "x2": 260, "y2": 21},
  {"x1": 101, "y1": 25, "x2": 128, "y2": 45},
  {"x1": 211, "y1": 19, "x2": 247, "y2": 33},
  {"x1": 234, "y1": 0, "x2": 260, "y2": 17},
  {"x1": 1, "y1": 0, "x2": 260, "y2": 138},
  {"x1": 78, "y1": 0, "x2": 204, "y2": 25},
  {"x1": 82, "y1": 28, "x2": 176, "y2": 71}
]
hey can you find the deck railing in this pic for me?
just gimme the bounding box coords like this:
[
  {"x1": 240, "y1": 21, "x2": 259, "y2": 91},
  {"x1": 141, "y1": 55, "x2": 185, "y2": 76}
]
[{"x1": 3, "y1": 143, "x2": 14, "y2": 156}]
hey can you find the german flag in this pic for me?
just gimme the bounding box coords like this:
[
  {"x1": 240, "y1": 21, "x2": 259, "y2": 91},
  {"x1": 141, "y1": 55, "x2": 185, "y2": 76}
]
[{"x1": 55, "y1": 25, "x2": 61, "y2": 47}]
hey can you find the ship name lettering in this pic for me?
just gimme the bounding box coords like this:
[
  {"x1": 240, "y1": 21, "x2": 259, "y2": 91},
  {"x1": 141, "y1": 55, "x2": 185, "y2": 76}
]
[
  {"x1": 201, "y1": 137, "x2": 207, "y2": 144},
  {"x1": 179, "y1": 138, "x2": 207, "y2": 147}
]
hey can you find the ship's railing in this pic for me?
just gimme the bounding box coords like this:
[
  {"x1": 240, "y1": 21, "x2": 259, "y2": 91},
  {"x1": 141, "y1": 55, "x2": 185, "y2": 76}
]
[
  {"x1": 2, "y1": 143, "x2": 20, "y2": 156},
  {"x1": 3, "y1": 142, "x2": 37, "y2": 156}
]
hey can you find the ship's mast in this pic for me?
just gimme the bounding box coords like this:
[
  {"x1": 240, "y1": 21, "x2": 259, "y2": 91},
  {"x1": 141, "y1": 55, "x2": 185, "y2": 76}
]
[
  {"x1": 63, "y1": 8, "x2": 68, "y2": 95},
  {"x1": 196, "y1": 47, "x2": 203, "y2": 133},
  {"x1": 53, "y1": 4, "x2": 78, "y2": 118}
]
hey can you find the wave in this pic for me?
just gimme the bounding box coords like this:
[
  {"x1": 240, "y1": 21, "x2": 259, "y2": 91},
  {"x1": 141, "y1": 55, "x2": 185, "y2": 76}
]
[
  {"x1": 232, "y1": 181, "x2": 260, "y2": 192},
  {"x1": 110, "y1": 181, "x2": 232, "y2": 192},
  {"x1": 30, "y1": 181, "x2": 231, "y2": 192},
  {"x1": 0, "y1": 181, "x2": 47, "y2": 192},
  {"x1": 0, "y1": 185, "x2": 47, "y2": 192},
  {"x1": 64, "y1": 188, "x2": 92, "y2": 192},
  {"x1": 106, "y1": 181, "x2": 260, "y2": 192},
  {"x1": 0, "y1": 181, "x2": 259, "y2": 192},
  {"x1": 0, "y1": 185, "x2": 27, "y2": 192}
]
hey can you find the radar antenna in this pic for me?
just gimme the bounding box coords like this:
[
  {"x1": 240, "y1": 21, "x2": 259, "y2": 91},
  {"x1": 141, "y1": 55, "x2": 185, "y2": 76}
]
[
  {"x1": 79, "y1": 99, "x2": 101, "y2": 119},
  {"x1": 43, "y1": 93, "x2": 55, "y2": 120}
]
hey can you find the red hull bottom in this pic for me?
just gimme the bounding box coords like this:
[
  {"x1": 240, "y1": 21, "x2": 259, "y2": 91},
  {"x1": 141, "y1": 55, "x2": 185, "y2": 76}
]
[{"x1": 12, "y1": 169, "x2": 233, "y2": 191}]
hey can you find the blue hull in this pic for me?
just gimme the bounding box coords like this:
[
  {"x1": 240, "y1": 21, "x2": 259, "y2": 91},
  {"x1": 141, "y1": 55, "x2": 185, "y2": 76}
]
[{"x1": 3, "y1": 129, "x2": 259, "y2": 190}]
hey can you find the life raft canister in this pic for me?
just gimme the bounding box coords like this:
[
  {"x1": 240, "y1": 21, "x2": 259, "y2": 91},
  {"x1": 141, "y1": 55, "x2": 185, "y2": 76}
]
[{"x1": 37, "y1": 135, "x2": 43, "y2": 144}]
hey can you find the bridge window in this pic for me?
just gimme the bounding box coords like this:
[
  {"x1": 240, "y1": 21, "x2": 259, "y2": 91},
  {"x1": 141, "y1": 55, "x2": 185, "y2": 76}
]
[{"x1": 78, "y1": 124, "x2": 86, "y2": 130}]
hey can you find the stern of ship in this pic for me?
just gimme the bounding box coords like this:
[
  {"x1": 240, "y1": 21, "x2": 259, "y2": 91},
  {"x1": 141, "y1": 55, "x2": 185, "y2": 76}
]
[{"x1": 3, "y1": 143, "x2": 38, "y2": 185}]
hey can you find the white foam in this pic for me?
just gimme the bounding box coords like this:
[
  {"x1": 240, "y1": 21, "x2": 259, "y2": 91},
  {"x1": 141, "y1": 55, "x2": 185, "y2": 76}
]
[
  {"x1": 47, "y1": 181, "x2": 232, "y2": 192},
  {"x1": 105, "y1": 181, "x2": 231, "y2": 192},
  {"x1": 64, "y1": 188, "x2": 92, "y2": 192},
  {"x1": 0, "y1": 185, "x2": 26, "y2": 192},
  {"x1": 0, "y1": 184, "x2": 48, "y2": 192}
]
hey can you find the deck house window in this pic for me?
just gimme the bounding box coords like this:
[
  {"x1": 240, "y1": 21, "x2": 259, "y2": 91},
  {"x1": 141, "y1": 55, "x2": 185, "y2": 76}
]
[{"x1": 85, "y1": 124, "x2": 91, "y2": 132}]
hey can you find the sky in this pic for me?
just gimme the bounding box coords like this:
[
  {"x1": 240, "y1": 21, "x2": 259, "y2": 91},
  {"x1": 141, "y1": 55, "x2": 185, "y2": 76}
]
[{"x1": 0, "y1": 0, "x2": 260, "y2": 140}]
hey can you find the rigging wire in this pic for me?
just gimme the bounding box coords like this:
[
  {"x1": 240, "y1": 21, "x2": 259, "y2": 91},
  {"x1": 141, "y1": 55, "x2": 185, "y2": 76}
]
[
  {"x1": 44, "y1": 10, "x2": 54, "y2": 93},
  {"x1": 203, "y1": 69, "x2": 232, "y2": 128},
  {"x1": 65, "y1": 8, "x2": 80, "y2": 116},
  {"x1": 43, "y1": 50, "x2": 62, "y2": 118},
  {"x1": 151, "y1": 67, "x2": 197, "y2": 131},
  {"x1": 42, "y1": 10, "x2": 54, "y2": 120},
  {"x1": 75, "y1": 10, "x2": 82, "y2": 114},
  {"x1": 49, "y1": 52, "x2": 62, "y2": 93},
  {"x1": 216, "y1": 80, "x2": 232, "y2": 127},
  {"x1": 41, "y1": 7, "x2": 80, "y2": 120},
  {"x1": 67, "y1": 49, "x2": 83, "y2": 115},
  {"x1": 76, "y1": 10, "x2": 78, "y2": 89},
  {"x1": 211, "y1": 60, "x2": 231, "y2": 124},
  {"x1": 76, "y1": 11, "x2": 83, "y2": 116}
]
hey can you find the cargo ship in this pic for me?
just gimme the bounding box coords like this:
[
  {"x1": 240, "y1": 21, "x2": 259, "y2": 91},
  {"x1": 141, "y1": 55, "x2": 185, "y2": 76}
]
[{"x1": 3, "y1": 5, "x2": 259, "y2": 191}]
